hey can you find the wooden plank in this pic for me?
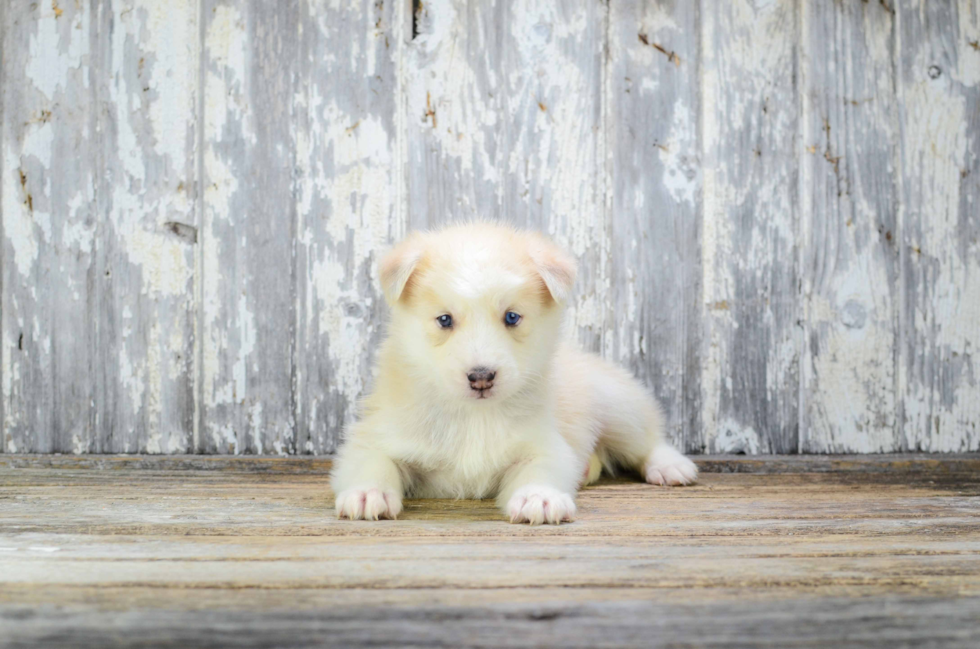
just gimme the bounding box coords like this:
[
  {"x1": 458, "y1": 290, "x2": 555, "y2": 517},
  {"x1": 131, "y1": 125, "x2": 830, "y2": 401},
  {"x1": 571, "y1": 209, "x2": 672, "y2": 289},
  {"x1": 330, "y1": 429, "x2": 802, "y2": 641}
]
[
  {"x1": 693, "y1": 452, "x2": 980, "y2": 475},
  {"x1": 200, "y1": 1, "x2": 300, "y2": 454},
  {"x1": 799, "y1": 0, "x2": 901, "y2": 452},
  {"x1": 606, "y1": 0, "x2": 701, "y2": 451},
  {"x1": 0, "y1": 0, "x2": 5, "y2": 454},
  {"x1": 1, "y1": 1, "x2": 99, "y2": 453},
  {"x1": 700, "y1": 0, "x2": 800, "y2": 454},
  {"x1": 2, "y1": 452, "x2": 979, "y2": 474},
  {"x1": 2, "y1": 595, "x2": 979, "y2": 649},
  {"x1": 897, "y1": 0, "x2": 980, "y2": 452},
  {"x1": 1, "y1": 0, "x2": 978, "y2": 459},
  {"x1": 4, "y1": 539, "x2": 980, "y2": 589},
  {"x1": 2, "y1": 2, "x2": 199, "y2": 455},
  {"x1": 404, "y1": 0, "x2": 608, "y2": 352},
  {"x1": 2, "y1": 585, "x2": 979, "y2": 612},
  {"x1": 0, "y1": 467, "x2": 978, "y2": 647},
  {"x1": 1, "y1": 468, "x2": 978, "y2": 547},
  {"x1": 292, "y1": 0, "x2": 400, "y2": 454},
  {"x1": 96, "y1": 1, "x2": 200, "y2": 453}
]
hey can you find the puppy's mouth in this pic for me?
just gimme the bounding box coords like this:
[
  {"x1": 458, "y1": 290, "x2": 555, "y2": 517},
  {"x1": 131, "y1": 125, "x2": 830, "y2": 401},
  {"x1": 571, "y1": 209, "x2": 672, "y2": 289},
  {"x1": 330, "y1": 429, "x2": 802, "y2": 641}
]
[{"x1": 470, "y1": 387, "x2": 494, "y2": 400}]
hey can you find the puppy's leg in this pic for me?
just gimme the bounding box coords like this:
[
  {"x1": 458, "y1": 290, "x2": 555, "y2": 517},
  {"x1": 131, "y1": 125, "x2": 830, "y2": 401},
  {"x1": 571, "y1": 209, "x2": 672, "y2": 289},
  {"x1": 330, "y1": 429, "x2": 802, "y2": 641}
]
[
  {"x1": 331, "y1": 442, "x2": 404, "y2": 520},
  {"x1": 497, "y1": 440, "x2": 580, "y2": 526},
  {"x1": 581, "y1": 453, "x2": 603, "y2": 487},
  {"x1": 589, "y1": 358, "x2": 698, "y2": 486}
]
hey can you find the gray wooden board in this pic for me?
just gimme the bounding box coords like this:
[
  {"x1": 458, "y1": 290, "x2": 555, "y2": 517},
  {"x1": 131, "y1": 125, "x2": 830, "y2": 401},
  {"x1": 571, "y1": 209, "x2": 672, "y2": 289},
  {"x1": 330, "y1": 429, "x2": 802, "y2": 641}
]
[
  {"x1": 606, "y1": 0, "x2": 701, "y2": 451},
  {"x1": 404, "y1": 0, "x2": 609, "y2": 353},
  {"x1": 292, "y1": 0, "x2": 400, "y2": 455},
  {"x1": 2, "y1": 452, "x2": 979, "y2": 473},
  {"x1": 201, "y1": 0, "x2": 300, "y2": 454},
  {"x1": 98, "y1": 1, "x2": 199, "y2": 454},
  {"x1": 2, "y1": 0, "x2": 979, "y2": 456},
  {"x1": 700, "y1": 0, "x2": 800, "y2": 454},
  {"x1": 2, "y1": 1, "x2": 101, "y2": 453},
  {"x1": 800, "y1": 0, "x2": 901, "y2": 452},
  {"x1": 3, "y1": 596, "x2": 980, "y2": 649},
  {"x1": 1, "y1": 2, "x2": 199, "y2": 454},
  {"x1": 1, "y1": 459, "x2": 979, "y2": 648},
  {"x1": 896, "y1": 0, "x2": 980, "y2": 452}
]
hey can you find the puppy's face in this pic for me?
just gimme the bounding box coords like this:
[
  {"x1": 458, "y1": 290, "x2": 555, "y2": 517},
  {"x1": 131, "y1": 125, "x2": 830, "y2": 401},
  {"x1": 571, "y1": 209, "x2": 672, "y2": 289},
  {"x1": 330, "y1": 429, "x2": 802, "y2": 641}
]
[{"x1": 380, "y1": 225, "x2": 576, "y2": 404}]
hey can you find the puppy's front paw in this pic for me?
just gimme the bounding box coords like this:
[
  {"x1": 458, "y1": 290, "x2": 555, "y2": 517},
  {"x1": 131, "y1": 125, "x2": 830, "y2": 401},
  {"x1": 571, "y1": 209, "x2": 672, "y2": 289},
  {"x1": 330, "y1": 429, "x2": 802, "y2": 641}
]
[
  {"x1": 644, "y1": 444, "x2": 698, "y2": 486},
  {"x1": 507, "y1": 485, "x2": 576, "y2": 525},
  {"x1": 335, "y1": 487, "x2": 403, "y2": 521}
]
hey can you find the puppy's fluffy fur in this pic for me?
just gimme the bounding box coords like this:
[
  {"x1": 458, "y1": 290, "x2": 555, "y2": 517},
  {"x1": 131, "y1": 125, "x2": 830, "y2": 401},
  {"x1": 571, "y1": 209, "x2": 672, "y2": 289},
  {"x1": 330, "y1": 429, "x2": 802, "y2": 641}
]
[{"x1": 331, "y1": 223, "x2": 697, "y2": 525}]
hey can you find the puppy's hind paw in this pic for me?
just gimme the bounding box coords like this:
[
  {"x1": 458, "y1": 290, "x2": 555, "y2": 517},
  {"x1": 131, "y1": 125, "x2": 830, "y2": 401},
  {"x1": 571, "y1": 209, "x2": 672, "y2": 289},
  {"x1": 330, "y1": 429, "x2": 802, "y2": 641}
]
[
  {"x1": 335, "y1": 487, "x2": 403, "y2": 521},
  {"x1": 645, "y1": 444, "x2": 698, "y2": 486},
  {"x1": 507, "y1": 485, "x2": 576, "y2": 525}
]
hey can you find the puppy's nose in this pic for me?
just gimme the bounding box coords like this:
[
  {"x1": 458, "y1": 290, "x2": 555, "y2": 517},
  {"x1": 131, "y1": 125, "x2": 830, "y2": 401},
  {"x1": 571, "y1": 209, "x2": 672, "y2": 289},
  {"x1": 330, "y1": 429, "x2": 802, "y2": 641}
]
[{"x1": 467, "y1": 367, "x2": 496, "y2": 391}]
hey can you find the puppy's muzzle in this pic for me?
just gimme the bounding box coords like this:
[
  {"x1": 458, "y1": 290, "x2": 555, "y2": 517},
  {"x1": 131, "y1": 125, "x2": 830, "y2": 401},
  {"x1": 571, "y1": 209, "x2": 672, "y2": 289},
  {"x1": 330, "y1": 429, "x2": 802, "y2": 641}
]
[{"x1": 467, "y1": 368, "x2": 496, "y2": 394}]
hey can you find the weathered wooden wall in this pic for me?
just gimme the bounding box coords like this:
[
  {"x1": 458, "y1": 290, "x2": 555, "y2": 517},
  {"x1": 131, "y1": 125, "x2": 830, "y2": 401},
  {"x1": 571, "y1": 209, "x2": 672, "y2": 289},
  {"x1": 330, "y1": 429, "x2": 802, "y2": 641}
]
[{"x1": 1, "y1": 0, "x2": 978, "y2": 455}]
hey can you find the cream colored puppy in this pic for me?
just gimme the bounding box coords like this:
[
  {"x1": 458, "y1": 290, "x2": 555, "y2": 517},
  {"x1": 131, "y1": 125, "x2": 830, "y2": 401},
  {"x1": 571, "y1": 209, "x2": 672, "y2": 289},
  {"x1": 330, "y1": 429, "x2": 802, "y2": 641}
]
[{"x1": 331, "y1": 223, "x2": 697, "y2": 525}]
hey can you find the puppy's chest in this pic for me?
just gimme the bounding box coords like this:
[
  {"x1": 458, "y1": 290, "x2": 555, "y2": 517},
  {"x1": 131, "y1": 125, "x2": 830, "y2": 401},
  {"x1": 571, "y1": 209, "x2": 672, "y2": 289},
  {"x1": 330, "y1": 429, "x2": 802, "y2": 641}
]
[{"x1": 406, "y1": 419, "x2": 524, "y2": 499}]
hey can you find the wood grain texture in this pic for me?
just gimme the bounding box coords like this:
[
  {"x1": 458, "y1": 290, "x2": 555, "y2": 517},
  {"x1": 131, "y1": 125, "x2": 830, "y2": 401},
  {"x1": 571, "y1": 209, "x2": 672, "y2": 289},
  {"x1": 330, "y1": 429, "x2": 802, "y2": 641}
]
[
  {"x1": 700, "y1": 0, "x2": 800, "y2": 454},
  {"x1": 2, "y1": 451, "x2": 980, "y2": 474},
  {"x1": 293, "y1": 0, "x2": 400, "y2": 455},
  {"x1": 1, "y1": 1, "x2": 199, "y2": 455},
  {"x1": 1, "y1": 0, "x2": 5, "y2": 454},
  {"x1": 2, "y1": 0, "x2": 980, "y2": 455},
  {"x1": 1, "y1": 460, "x2": 979, "y2": 647},
  {"x1": 2, "y1": 1, "x2": 99, "y2": 453},
  {"x1": 3, "y1": 595, "x2": 979, "y2": 649},
  {"x1": 99, "y1": 1, "x2": 200, "y2": 453},
  {"x1": 897, "y1": 0, "x2": 980, "y2": 452},
  {"x1": 405, "y1": 0, "x2": 609, "y2": 352},
  {"x1": 607, "y1": 0, "x2": 701, "y2": 451},
  {"x1": 800, "y1": 0, "x2": 901, "y2": 452},
  {"x1": 200, "y1": 0, "x2": 300, "y2": 454}
]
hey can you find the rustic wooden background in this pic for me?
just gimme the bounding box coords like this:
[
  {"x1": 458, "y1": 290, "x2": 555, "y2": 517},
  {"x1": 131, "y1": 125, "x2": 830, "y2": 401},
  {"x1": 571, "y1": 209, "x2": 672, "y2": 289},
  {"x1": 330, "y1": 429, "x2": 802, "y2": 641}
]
[{"x1": 1, "y1": 0, "x2": 978, "y2": 456}]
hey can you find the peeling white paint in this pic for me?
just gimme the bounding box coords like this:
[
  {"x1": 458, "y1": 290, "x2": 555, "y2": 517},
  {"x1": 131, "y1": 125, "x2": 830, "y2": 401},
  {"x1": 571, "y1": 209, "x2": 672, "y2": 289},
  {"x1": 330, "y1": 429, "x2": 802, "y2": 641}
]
[
  {"x1": 900, "y1": 42, "x2": 979, "y2": 451},
  {"x1": 117, "y1": 312, "x2": 145, "y2": 445},
  {"x1": 658, "y1": 101, "x2": 697, "y2": 206},
  {"x1": 201, "y1": 2, "x2": 250, "y2": 451},
  {"x1": 798, "y1": 0, "x2": 901, "y2": 453},
  {"x1": 201, "y1": 147, "x2": 236, "y2": 416},
  {"x1": 25, "y1": 5, "x2": 89, "y2": 101},
  {"x1": 303, "y1": 104, "x2": 393, "y2": 429},
  {"x1": 955, "y1": 0, "x2": 980, "y2": 87},
  {"x1": 714, "y1": 420, "x2": 763, "y2": 454},
  {"x1": 233, "y1": 292, "x2": 256, "y2": 408},
  {"x1": 405, "y1": 0, "x2": 495, "y2": 191},
  {"x1": 144, "y1": 321, "x2": 164, "y2": 453},
  {"x1": 21, "y1": 121, "x2": 54, "y2": 169},
  {"x1": 2, "y1": 149, "x2": 38, "y2": 278},
  {"x1": 141, "y1": 0, "x2": 197, "y2": 165},
  {"x1": 3, "y1": 0, "x2": 978, "y2": 457},
  {"x1": 700, "y1": 0, "x2": 798, "y2": 453},
  {"x1": 61, "y1": 191, "x2": 95, "y2": 255}
]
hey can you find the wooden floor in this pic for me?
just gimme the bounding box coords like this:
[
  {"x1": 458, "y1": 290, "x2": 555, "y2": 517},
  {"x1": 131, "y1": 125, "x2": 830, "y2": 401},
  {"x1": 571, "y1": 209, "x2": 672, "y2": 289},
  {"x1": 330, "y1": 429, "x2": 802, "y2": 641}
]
[{"x1": 1, "y1": 455, "x2": 979, "y2": 648}]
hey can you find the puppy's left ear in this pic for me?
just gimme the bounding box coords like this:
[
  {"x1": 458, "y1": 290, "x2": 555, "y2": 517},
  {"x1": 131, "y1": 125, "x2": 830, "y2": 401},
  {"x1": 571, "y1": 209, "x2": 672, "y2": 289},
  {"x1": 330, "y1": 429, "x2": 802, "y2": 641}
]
[
  {"x1": 528, "y1": 235, "x2": 577, "y2": 304},
  {"x1": 379, "y1": 233, "x2": 425, "y2": 305}
]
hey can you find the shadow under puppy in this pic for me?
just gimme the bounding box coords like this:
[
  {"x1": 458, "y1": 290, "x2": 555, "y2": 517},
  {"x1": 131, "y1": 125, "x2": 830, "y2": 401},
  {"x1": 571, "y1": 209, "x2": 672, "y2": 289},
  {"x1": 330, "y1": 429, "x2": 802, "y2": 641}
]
[{"x1": 331, "y1": 223, "x2": 697, "y2": 525}]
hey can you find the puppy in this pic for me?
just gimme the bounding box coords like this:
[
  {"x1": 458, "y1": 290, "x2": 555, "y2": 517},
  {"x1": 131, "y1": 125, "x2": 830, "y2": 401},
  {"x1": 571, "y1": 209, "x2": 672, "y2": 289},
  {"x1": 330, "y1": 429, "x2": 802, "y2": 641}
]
[{"x1": 331, "y1": 223, "x2": 698, "y2": 525}]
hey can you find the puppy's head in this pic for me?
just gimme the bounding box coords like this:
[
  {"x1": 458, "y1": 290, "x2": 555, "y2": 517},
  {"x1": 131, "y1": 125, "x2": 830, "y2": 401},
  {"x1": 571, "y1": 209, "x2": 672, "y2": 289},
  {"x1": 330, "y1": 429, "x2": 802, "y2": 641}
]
[{"x1": 379, "y1": 223, "x2": 576, "y2": 404}]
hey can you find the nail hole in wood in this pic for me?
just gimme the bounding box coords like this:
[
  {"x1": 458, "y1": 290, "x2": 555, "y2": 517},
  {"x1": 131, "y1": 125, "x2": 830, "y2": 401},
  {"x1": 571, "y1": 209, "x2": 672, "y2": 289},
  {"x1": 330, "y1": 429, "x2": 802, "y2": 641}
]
[
  {"x1": 164, "y1": 221, "x2": 199, "y2": 244},
  {"x1": 412, "y1": 0, "x2": 421, "y2": 40}
]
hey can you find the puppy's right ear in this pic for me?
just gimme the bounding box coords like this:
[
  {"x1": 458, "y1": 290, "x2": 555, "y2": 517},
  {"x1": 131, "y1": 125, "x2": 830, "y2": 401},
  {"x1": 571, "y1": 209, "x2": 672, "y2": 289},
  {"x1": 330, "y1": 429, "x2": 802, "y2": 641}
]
[{"x1": 379, "y1": 234, "x2": 425, "y2": 305}]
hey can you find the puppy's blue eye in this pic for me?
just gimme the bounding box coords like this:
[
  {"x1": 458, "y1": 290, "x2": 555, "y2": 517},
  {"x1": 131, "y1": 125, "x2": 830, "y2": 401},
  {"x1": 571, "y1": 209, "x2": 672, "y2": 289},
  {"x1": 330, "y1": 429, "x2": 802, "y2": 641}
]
[
  {"x1": 437, "y1": 314, "x2": 453, "y2": 329},
  {"x1": 504, "y1": 311, "x2": 522, "y2": 326}
]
